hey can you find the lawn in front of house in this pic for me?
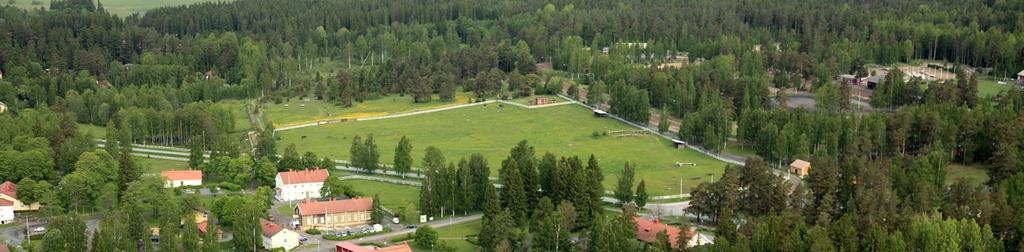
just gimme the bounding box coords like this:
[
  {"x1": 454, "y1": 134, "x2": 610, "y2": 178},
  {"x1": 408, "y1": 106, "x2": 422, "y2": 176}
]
[
  {"x1": 277, "y1": 104, "x2": 728, "y2": 196},
  {"x1": 137, "y1": 157, "x2": 191, "y2": 174}
]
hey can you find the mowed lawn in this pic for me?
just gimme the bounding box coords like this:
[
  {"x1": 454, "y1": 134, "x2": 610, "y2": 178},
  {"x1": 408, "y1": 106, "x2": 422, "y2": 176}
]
[
  {"x1": 342, "y1": 179, "x2": 419, "y2": 213},
  {"x1": 11, "y1": 0, "x2": 233, "y2": 17},
  {"x1": 262, "y1": 93, "x2": 472, "y2": 128},
  {"x1": 277, "y1": 105, "x2": 728, "y2": 196},
  {"x1": 137, "y1": 157, "x2": 190, "y2": 174},
  {"x1": 412, "y1": 220, "x2": 481, "y2": 252}
]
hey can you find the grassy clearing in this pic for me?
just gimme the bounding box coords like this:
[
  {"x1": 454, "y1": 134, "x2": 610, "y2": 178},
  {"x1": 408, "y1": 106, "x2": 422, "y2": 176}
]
[
  {"x1": 276, "y1": 204, "x2": 294, "y2": 216},
  {"x1": 947, "y1": 163, "x2": 989, "y2": 185},
  {"x1": 137, "y1": 157, "x2": 190, "y2": 174},
  {"x1": 77, "y1": 123, "x2": 107, "y2": 138},
  {"x1": 342, "y1": 179, "x2": 419, "y2": 213},
  {"x1": 218, "y1": 100, "x2": 252, "y2": 133},
  {"x1": 412, "y1": 219, "x2": 482, "y2": 252},
  {"x1": 278, "y1": 105, "x2": 728, "y2": 196},
  {"x1": 9, "y1": 0, "x2": 233, "y2": 17},
  {"x1": 262, "y1": 93, "x2": 473, "y2": 128},
  {"x1": 977, "y1": 76, "x2": 1014, "y2": 98}
]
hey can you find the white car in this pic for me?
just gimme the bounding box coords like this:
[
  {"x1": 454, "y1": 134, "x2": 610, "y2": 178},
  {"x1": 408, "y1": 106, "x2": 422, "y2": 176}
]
[
  {"x1": 392, "y1": 217, "x2": 400, "y2": 224},
  {"x1": 32, "y1": 227, "x2": 45, "y2": 233}
]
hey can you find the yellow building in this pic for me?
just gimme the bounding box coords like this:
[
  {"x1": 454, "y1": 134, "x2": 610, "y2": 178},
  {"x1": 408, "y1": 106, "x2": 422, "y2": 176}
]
[
  {"x1": 0, "y1": 181, "x2": 40, "y2": 211},
  {"x1": 789, "y1": 159, "x2": 811, "y2": 178},
  {"x1": 294, "y1": 198, "x2": 373, "y2": 231}
]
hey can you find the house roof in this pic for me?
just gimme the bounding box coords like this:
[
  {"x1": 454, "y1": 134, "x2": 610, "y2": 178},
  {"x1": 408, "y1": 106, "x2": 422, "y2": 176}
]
[
  {"x1": 0, "y1": 242, "x2": 9, "y2": 252},
  {"x1": 0, "y1": 199, "x2": 12, "y2": 207},
  {"x1": 198, "y1": 221, "x2": 208, "y2": 234},
  {"x1": 335, "y1": 242, "x2": 412, "y2": 252},
  {"x1": 633, "y1": 217, "x2": 684, "y2": 249},
  {"x1": 260, "y1": 218, "x2": 286, "y2": 237},
  {"x1": 278, "y1": 169, "x2": 329, "y2": 185},
  {"x1": 0, "y1": 181, "x2": 16, "y2": 199},
  {"x1": 867, "y1": 75, "x2": 884, "y2": 83},
  {"x1": 1017, "y1": 69, "x2": 1024, "y2": 76},
  {"x1": 296, "y1": 198, "x2": 373, "y2": 216},
  {"x1": 162, "y1": 170, "x2": 203, "y2": 181},
  {"x1": 790, "y1": 159, "x2": 811, "y2": 170}
]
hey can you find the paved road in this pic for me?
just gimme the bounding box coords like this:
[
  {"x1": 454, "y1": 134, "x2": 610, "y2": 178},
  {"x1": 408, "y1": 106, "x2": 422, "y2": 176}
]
[{"x1": 0, "y1": 216, "x2": 101, "y2": 249}]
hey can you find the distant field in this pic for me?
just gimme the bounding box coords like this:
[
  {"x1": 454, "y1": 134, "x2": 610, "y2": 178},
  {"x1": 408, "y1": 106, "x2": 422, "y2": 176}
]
[
  {"x1": 412, "y1": 219, "x2": 481, "y2": 252},
  {"x1": 277, "y1": 104, "x2": 728, "y2": 196},
  {"x1": 977, "y1": 76, "x2": 1014, "y2": 98},
  {"x1": 947, "y1": 163, "x2": 989, "y2": 185},
  {"x1": 8, "y1": 0, "x2": 232, "y2": 17},
  {"x1": 262, "y1": 93, "x2": 473, "y2": 128}
]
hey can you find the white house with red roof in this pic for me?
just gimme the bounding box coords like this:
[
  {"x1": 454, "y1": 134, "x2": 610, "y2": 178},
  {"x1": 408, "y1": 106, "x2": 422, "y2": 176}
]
[
  {"x1": 261, "y1": 218, "x2": 301, "y2": 251},
  {"x1": 335, "y1": 241, "x2": 413, "y2": 252},
  {"x1": 276, "y1": 169, "x2": 329, "y2": 201},
  {"x1": 161, "y1": 170, "x2": 203, "y2": 188},
  {"x1": 633, "y1": 217, "x2": 713, "y2": 249},
  {"x1": 295, "y1": 198, "x2": 373, "y2": 231},
  {"x1": 0, "y1": 181, "x2": 39, "y2": 212}
]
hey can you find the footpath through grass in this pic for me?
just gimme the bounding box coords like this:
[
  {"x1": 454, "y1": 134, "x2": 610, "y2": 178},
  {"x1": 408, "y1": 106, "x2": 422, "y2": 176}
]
[
  {"x1": 262, "y1": 93, "x2": 473, "y2": 128},
  {"x1": 278, "y1": 104, "x2": 728, "y2": 196}
]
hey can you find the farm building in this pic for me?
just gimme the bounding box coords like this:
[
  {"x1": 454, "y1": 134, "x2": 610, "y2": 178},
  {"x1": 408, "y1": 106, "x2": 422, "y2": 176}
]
[
  {"x1": 161, "y1": 170, "x2": 203, "y2": 188},
  {"x1": 275, "y1": 169, "x2": 329, "y2": 201},
  {"x1": 672, "y1": 139, "x2": 687, "y2": 149},
  {"x1": 632, "y1": 217, "x2": 713, "y2": 249},
  {"x1": 789, "y1": 159, "x2": 811, "y2": 178},
  {"x1": 535, "y1": 97, "x2": 549, "y2": 105},
  {"x1": 294, "y1": 198, "x2": 373, "y2": 231},
  {"x1": 593, "y1": 109, "x2": 608, "y2": 117},
  {"x1": 866, "y1": 75, "x2": 884, "y2": 89}
]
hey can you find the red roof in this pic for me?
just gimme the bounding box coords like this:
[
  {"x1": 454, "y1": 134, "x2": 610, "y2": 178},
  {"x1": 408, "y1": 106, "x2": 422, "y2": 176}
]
[
  {"x1": 278, "y1": 169, "x2": 329, "y2": 185},
  {"x1": 0, "y1": 181, "x2": 16, "y2": 199},
  {"x1": 297, "y1": 198, "x2": 373, "y2": 216},
  {"x1": 633, "y1": 217, "x2": 687, "y2": 249},
  {"x1": 336, "y1": 242, "x2": 412, "y2": 252},
  {"x1": 0, "y1": 199, "x2": 12, "y2": 207},
  {"x1": 198, "y1": 221, "x2": 208, "y2": 235},
  {"x1": 260, "y1": 218, "x2": 286, "y2": 237},
  {"x1": 162, "y1": 170, "x2": 203, "y2": 181}
]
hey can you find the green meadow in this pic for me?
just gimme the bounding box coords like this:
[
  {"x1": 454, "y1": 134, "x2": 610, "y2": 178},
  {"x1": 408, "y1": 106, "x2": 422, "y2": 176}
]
[{"x1": 277, "y1": 104, "x2": 728, "y2": 196}]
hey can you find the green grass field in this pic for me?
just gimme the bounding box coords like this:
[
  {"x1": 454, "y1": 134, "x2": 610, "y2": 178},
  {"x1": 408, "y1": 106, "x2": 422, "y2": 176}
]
[
  {"x1": 342, "y1": 179, "x2": 419, "y2": 213},
  {"x1": 8, "y1": 0, "x2": 232, "y2": 17},
  {"x1": 947, "y1": 163, "x2": 989, "y2": 185},
  {"x1": 137, "y1": 157, "x2": 190, "y2": 174},
  {"x1": 262, "y1": 93, "x2": 473, "y2": 128},
  {"x1": 412, "y1": 220, "x2": 481, "y2": 252},
  {"x1": 977, "y1": 76, "x2": 1014, "y2": 98},
  {"x1": 218, "y1": 100, "x2": 252, "y2": 133},
  {"x1": 277, "y1": 105, "x2": 728, "y2": 196}
]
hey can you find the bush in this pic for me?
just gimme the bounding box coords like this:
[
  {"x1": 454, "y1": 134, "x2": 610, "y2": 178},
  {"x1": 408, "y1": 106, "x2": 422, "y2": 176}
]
[
  {"x1": 414, "y1": 226, "x2": 438, "y2": 248},
  {"x1": 305, "y1": 229, "x2": 321, "y2": 235}
]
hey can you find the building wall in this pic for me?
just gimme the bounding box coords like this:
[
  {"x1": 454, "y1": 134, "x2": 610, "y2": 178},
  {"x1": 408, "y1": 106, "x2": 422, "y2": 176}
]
[
  {"x1": 275, "y1": 176, "x2": 323, "y2": 201},
  {"x1": 298, "y1": 210, "x2": 371, "y2": 231},
  {"x1": 0, "y1": 206, "x2": 13, "y2": 224},
  {"x1": 0, "y1": 194, "x2": 39, "y2": 211},
  {"x1": 165, "y1": 179, "x2": 202, "y2": 188},
  {"x1": 263, "y1": 229, "x2": 301, "y2": 251}
]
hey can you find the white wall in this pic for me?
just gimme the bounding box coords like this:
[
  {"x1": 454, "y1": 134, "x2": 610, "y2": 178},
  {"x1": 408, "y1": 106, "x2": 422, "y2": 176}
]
[
  {"x1": 0, "y1": 206, "x2": 14, "y2": 224},
  {"x1": 165, "y1": 179, "x2": 202, "y2": 188},
  {"x1": 275, "y1": 175, "x2": 324, "y2": 201},
  {"x1": 263, "y1": 229, "x2": 301, "y2": 251}
]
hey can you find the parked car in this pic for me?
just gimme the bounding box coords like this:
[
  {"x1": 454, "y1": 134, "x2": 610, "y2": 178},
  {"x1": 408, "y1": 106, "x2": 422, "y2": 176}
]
[
  {"x1": 406, "y1": 225, "x2": 416, "y2": 229},
  {"x1": 299, "y1": 236, "x2": 309, "y2": 243},
  {"x1": 32, "y1": 226, "x2": 45, "y2": 233}
]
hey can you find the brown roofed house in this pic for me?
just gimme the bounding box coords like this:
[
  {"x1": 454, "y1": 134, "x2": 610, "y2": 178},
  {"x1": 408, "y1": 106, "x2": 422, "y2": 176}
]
[{"x1": 295, "y1": 198, "x2": 373, "y2": 231}]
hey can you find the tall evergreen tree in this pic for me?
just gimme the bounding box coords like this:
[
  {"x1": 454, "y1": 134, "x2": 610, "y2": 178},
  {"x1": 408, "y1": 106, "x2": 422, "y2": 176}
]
[
  {"x1": 500, "y1": 159, "x2": 527, "y2": 225},
  {"x1": 363, "y1": 134, "x2": 380, "y2": 173},
  {"x1": 394, "y1": 136, "x2": 413, "y2": 178},
  {"x1": 614, "y1": 162, "x2": 636, "y2": 204},
  {"x1": 635, "y1": 180, "x2": 649, "y2": 209}
]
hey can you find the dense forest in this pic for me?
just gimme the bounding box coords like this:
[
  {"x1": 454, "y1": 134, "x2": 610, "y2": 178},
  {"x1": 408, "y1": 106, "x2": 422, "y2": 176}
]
[{"x1": 1, "y1": 0, "x2": 1024, "y2": 251}]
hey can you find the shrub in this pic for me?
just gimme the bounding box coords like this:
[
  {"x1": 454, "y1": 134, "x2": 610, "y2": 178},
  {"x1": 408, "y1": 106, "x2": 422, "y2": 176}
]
[{"x1": 305, "y1": 229, "x2": 321, "y2": 235}]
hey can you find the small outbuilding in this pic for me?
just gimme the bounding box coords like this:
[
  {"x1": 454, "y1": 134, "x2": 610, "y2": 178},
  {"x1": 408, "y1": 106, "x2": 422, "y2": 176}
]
[
  {"x1": 1017, "y1": 69, "x2": 1024, "y2": 84},
  {"x1": 535, "y1": 97, "x2": 549, "y2": 105},
  {"x1": 593, "y1": 109, "x2": 608, "y2": 117},
  {"x1": 789, "y1": 159, "x2": 811, "y2": 178},
  {"x1": 672, "y1": 139, "x2": 687, "y2": 149}
]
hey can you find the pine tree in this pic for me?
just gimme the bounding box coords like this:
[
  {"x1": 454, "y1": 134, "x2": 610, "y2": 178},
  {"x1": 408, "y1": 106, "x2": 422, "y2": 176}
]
[
  {"x1": 582, "y1": 155, "x2": 604, "y2": 229},
  {"x1": 349, "y1": 135, "x2": 365, "y2": 171},
  {"x1": 364, "y1": 134, "x2": 379, "y2": 173},
  {"x1": 538, "y1": 153, "x2": 558, "y2": 200},
  {"x1": 469, "y1": 154, "x2": 491, "y2": 211},
  {"x1": 394, "y1": 136, "x2": 413, "y2": 178},
  {"x1": 500, "y1": 159, "x2": 527, "y2": 226},
  {"x1": 182, "y1": 213, "x2": 200, "y2": 251},
  {"x1": 614, "y1": 162, "x2": 636, "y2": 204},
  {"x1": 635, "y1": 180, "x2": 649, "y2": 209},
  {"x1": 189, "y1": 137, "x2": 205, "y2": 169},
  {"x1": 158, "y1": 195, "x2": 181, "y2": 252},
  {"x1": 653, "y1": 230, "x2": 672, "y2": 252}
]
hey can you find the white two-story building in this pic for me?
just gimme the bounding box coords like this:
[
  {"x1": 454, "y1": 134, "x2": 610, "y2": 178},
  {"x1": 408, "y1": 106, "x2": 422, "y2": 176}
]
[{"x1": 275, "y1": 169, "x2": 329, "y2": 201}]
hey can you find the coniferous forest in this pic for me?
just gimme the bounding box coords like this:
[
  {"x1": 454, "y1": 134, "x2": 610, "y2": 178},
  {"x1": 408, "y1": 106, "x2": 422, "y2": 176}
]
[{"x1": 1, "y1": 0, "x2": 1024, "y2": 251}]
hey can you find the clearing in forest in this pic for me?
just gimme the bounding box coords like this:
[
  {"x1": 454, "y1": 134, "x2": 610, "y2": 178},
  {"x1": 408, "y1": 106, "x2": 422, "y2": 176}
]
[{"x1": 277, "y1": 104, "x2": 728, "y2": 196}]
